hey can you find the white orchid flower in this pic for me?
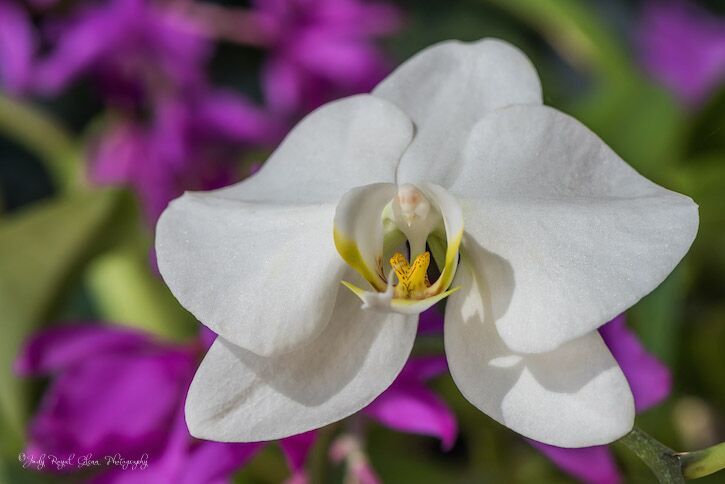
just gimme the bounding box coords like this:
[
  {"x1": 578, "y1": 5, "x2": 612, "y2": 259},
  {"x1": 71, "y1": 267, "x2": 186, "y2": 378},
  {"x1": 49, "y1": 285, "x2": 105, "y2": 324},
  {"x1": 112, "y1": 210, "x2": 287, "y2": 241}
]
[{"x1": 156, "y1": 39, "x2": 698, "y2": 448}]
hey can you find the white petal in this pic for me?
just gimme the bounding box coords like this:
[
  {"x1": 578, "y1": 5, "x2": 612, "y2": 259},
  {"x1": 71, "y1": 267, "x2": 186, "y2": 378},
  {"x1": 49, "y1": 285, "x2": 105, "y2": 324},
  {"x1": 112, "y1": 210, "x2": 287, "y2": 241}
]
[
  {"x1": 444, "y1": 259, "x2": 634, "y2": 447},
  {"x1": 157, "y1": 195, "x2": 345, "y2": 356},
  {"x1": 212, "y1": 94, "x2": 413, "y2": 203},
  {"x1": 373, "y1": 39, "x2": 542, "y2": 187},
  {"x1": 453, "y1": 105, "x2": 698, "y2": 353},
  {"x1": 185, "y1": 284, "x2": 418, "y2": 442},
  {"x1": 334, "y1": 183, "x2": 397, "y2": 291}
]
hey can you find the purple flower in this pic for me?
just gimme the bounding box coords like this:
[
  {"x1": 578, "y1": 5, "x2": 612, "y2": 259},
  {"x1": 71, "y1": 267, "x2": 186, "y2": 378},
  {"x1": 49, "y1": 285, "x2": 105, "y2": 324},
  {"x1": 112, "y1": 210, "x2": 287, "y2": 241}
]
[
  {"x1": 364, "y1": 355, "x2": 458, "y2": 450},
  {"x1": 16, "y1": 326, "x2": 196, "y2": 460},
  {"x1": 34, "y1": 0, "x2": 209, "y2": 98},
  {"x1": 16, "y1": 325, "x2": 313, "y2": 482},
  {"x1": 0, "y1": 0, "x2": 35, "y2": 95},
  {"x1": 528, "y1": 443, "x2": 620, "y2": 484},
  {"x1": 89, "y1": 91, "x2": 277, "y2": 223},
  {"x1": 530, "y1": 314, "x2": 672, "y2": 484},
  {"x1": 279, "y1": 432, "x2": 319, "y2": 484},
  {"x1": 30, "y1": 0, "x2": 279, "y2": 223},
  {"x1": 252, "y1": 0, "x2": 402, "y2": 116},
  {"x1": 93, "y1": 414, "x2": 263, "y2": 484},
  {"x1": 600, "y1": 315, "x2": 671, "y2": 412},
  {"x1": 418, "y1": 306, "x2": 445, "y2": 334},
  {"x1": 26, "y1": 0, "x2": 60, "y2": 10},
  {"x1": 639, "y1": 1, "x2": 725, "y2": 106}
]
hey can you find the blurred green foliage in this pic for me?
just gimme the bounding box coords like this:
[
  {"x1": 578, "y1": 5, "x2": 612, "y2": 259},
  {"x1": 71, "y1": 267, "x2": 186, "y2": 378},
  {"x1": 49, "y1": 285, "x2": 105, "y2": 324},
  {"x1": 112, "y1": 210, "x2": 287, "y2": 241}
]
[{"x1": 0, "y1": 189, "x2": 127, "y2": 454}]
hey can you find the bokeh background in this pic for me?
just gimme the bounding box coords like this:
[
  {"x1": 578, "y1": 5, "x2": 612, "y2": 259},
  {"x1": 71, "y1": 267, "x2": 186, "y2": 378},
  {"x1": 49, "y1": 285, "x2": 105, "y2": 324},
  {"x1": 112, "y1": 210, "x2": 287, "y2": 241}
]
[{"x1": 1, "y1": 0, "x2": 724, "y2": 482}]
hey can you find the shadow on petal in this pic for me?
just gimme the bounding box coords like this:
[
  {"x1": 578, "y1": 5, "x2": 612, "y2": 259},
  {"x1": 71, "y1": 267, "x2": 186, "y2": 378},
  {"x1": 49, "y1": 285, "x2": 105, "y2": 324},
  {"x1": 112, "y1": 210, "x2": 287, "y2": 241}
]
[
  {"x1": 446, "y1": 235, "x2": 633, "y2": 447},
  {"x1": 230, "y1": 288, "x2": 398, "y2": 406},
  {"x1": 185, "y1": 279, "x2": 418, "y2": 441}
]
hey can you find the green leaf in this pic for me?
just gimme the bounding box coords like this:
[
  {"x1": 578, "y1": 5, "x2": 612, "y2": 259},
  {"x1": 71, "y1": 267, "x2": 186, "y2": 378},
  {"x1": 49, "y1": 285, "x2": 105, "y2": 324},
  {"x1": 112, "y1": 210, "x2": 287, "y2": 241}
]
[
  {"x1": 477, "y1": 0, "x2": 689, "y2": 181},
  {"x1": 669, "y1": 155, "x2": 725, "y2": 277},
  {"x1": 0, "y1": 189, "x2": 126, "y2": 455},
  {"x1": 387, "y1": 0, "x2": 531, "y2": 60},
  {"x1": 688, "y1": 306, "x2": 725, "y2": 408},
  {"x1": 479, "y1": 0, "x2": 633, "y2": 81},
  {"x1": 629, "y1": 265, "x2": 687, "y2": 366},
  {"x1": 571, "y1": 80, "x2": 686, "y2": 180},
  {"x1": 0, "y1": 93, "x2": 81, "y2": 192},
  {"x1": 86, "y1": 247, "x2": 197, "y2": 341},
  {"x1": 685, "y1": 87, "x2": 725, "y2": 157},
  {"x1": 0, "y1": 454, "x2": 62, "y2": 484}
]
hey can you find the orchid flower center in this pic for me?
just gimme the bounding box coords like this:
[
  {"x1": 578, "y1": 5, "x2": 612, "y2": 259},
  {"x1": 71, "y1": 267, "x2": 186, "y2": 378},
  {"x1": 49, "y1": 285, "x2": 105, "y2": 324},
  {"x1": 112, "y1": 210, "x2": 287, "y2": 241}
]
[{"x1": 333, "y1": 182, "x2": 464, "y2": 315}]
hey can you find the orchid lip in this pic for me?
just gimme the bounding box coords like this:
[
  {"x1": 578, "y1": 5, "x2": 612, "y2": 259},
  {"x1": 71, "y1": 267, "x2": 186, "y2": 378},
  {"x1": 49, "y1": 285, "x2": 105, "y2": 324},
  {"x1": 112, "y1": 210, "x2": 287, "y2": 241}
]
[{"x1": 333, "y1": 182, "x2": 463, "y2": 314}]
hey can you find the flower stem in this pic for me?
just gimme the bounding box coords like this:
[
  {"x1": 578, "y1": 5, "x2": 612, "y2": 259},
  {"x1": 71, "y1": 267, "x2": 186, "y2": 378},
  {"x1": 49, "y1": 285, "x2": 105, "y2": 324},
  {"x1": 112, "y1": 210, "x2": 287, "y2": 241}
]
[
  {"x1": 620, "y1": 427, "x2": 684, "y2": 483},
  {"x1": 620, "y1": 426, "x2": 725, "y2": 481},
  {"x1": 679, "y1": 442, "x2": 725, "y2": 479},
  {"x1": 0, "y1": 93, "x2": 83, "y2": 192}
]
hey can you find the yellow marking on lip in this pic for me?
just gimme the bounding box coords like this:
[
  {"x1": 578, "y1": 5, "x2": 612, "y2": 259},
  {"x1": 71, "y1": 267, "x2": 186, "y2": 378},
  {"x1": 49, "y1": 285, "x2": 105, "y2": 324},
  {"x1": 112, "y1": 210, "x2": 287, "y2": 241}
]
[{"x1": 390, "y1": 251, "x2": 431, "y2": 299}]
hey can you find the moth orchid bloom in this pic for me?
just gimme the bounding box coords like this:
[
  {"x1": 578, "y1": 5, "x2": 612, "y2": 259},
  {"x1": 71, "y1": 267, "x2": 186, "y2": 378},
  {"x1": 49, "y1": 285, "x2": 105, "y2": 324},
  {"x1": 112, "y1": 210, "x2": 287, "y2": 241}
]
[{"x1": 156, "y1": 39, "x2": 698, "y2": 449}]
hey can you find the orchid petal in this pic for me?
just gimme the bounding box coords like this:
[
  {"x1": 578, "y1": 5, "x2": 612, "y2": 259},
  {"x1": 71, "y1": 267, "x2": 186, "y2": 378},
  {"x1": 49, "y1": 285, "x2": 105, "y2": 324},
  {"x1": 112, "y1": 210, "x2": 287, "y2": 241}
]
[
  {"x1": 157, "y1": 197, "x2": 345, "y2": 356},
  {"x1": 373, "y1": 39, "x2": 542, "y2": 186},
  {"x1": 212, "y1": 94, "x2": 413, "y2": 203},
  {"x1": 444, "y1": 257, "x2": 634, "y2": 447},
  {"x1": 157, "y1": 96, "x2": 414, "y2": 355},
  {"x1": 455, "y1": 105, "x2": 698, "y2": 353},
  {"x1": 185, "y1": 284, "x2": 418, "y2": 442}
]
